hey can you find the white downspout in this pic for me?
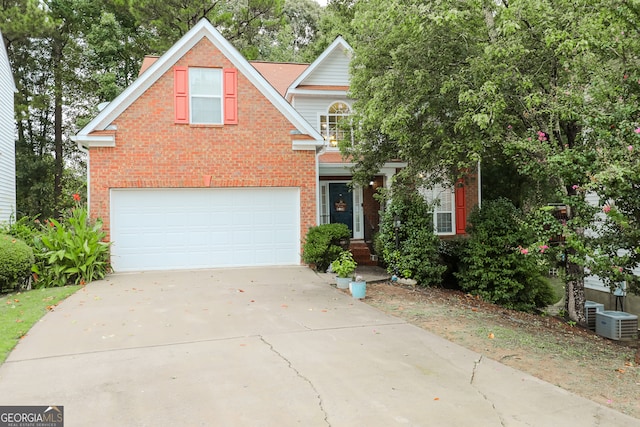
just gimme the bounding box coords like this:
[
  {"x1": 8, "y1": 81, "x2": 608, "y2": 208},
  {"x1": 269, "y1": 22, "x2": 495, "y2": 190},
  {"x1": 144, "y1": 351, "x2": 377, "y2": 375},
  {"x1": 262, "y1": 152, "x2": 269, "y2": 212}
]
[
  {"x1": 76, "y1": 140, "x2": 90, "y2": 215},
  {"x1": 315, "y1": 143, "x2": 327, "y2": 225}
]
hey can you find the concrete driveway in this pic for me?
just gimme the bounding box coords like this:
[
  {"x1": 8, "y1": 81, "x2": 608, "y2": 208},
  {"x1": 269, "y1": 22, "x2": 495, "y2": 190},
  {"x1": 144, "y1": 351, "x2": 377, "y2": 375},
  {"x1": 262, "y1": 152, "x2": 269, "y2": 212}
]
[{"x1": 0, "y1": 267, "x2": 637, "y2": 426}]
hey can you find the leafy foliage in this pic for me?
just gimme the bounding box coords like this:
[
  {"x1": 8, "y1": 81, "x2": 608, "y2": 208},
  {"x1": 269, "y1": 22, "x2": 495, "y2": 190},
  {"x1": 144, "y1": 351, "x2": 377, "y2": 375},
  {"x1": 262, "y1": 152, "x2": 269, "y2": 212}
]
[
  {"x1": 0, "y1": 234, "x2": 34, "y2": 292},
  {"x1": 331, "y1": 250, "x2": 357, "y2": 278},
  {"x1": 456, "y1": 199, "x2": 555, "y2": 312},
  {"x1": 377, "y1": 186, "x2": 445, "y2": 286},
  {"x1": 346, "y1": 0, "x2": 640, "y2": 320},
  {"x1": 32, "y1": 207, "x2": 110, "y2": 288},
  {"x1": 437, "y1": 237, "x2": 469, "y2": 289},
  {"x1": 302, "y1": 223, "x2": 350, "y2": 271}
]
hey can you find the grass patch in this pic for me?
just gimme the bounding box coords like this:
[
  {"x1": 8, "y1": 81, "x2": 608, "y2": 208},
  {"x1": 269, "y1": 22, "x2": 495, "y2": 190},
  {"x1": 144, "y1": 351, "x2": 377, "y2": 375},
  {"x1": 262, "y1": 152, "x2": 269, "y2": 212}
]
[{"x1": 0, "y1": 286, "x2": 80, "y2": 364}]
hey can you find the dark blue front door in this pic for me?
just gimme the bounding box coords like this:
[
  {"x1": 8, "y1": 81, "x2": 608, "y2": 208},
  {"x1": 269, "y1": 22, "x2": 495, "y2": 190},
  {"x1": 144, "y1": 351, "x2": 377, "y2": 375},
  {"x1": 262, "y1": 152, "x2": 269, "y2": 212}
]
[{"x1": 329, "y1": 183, "x2": 353, "y2": 237}]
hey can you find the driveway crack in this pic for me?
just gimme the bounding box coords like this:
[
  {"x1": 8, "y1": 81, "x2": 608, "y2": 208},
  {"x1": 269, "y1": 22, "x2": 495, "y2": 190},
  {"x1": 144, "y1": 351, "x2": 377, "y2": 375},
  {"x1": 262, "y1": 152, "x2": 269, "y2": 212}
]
[
  {"x1": 259, "y1": 336, "x2": 330, "y2": 426},
  {"x1": 470, "y1": 355, "x2": 507, "y2": 426},
  {"x1": 470, "y1": 355, "x2": 482, "y2": 385}
]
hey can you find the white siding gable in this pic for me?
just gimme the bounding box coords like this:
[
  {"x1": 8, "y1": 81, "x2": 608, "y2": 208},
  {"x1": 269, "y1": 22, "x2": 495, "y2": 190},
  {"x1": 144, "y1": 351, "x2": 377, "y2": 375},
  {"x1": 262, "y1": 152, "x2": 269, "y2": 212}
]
[
  {"x1": 287, "y1": 37, "x2": 353, "y2": 138},
  {"x1": 299, "y1": 48, "x2": 351, "y2": 86},
  {"x1": 0, "y1": 31, "x2": 16, "y2": 223},
  {"x1": 287, "y1": 37, "x2": 352, "y2": 99}
]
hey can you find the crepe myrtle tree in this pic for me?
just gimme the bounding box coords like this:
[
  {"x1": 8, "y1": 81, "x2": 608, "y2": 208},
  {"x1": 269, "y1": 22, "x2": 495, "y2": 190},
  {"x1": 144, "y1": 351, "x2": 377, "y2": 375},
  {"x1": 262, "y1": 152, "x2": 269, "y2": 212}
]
[{"x1": 585, "y1": 91, "x2": 640, "y2": 296}]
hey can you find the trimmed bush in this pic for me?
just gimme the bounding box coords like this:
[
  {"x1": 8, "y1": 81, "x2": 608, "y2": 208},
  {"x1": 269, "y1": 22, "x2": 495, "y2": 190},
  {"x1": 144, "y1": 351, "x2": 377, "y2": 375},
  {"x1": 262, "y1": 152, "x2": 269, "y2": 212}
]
[
  {"x1": 302, "y1": 223, "x2": 351, "y2": 271},
  {"x1": 377, "y1": 189, "x2": 445, "y2": 286},
  {"x1": 0, "y1": 234, "x2": 35, "y2": 291},
  {"x1": 456, "y1": 198, "x2": 555, "y2": 311}
]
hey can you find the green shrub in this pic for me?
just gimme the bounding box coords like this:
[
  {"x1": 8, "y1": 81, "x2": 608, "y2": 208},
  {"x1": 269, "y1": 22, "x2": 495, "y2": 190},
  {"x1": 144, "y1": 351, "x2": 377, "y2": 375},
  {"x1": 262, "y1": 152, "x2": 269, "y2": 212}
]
[
  {"x1": 377, "y1": 189, "x2": 445, "y2": 286},
  {"x1": 32, "y1": 207, "x2": 110, "y2": 287},
  {"x1": 438, "y1": 237, "x2": 469, "y2": 289},
  {"x1": 0, "y1": 215, "x2": 40, "y2": 243},
  {"x1": 455, "y1": 198, "x2": 555, "y2": 311},
  {"x1": 0, "y1": 234, "x2": 35, "y2": 291},
  {"x1": 302, "y1": 223, "x2": 351, "y2": 271}
]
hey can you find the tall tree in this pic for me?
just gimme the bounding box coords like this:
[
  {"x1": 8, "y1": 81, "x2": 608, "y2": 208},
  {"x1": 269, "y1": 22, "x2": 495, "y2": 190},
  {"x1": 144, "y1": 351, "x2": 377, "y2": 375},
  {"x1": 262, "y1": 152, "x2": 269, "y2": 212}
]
[
  {"x1": 258, "y1": 0, "x2": 323, "y2": 62},
  {"x1": 581, "y1": 1, "x2": 640, "y2": 293},
  {"x1": 347, "y1": 0, "x2": 486, "y2": 185},
  {"x1": 2, "y1": 0, "x2": 57, "y2": 217},
  {"x1": 130, "y1": 0, "x2": 285, "y2": 59},
  {"x1": 347, "y1": 0, "x2": 640, "y2": 323},
  {"x1": 305, "y1": 0, "x2": 356, "y2": 60}
]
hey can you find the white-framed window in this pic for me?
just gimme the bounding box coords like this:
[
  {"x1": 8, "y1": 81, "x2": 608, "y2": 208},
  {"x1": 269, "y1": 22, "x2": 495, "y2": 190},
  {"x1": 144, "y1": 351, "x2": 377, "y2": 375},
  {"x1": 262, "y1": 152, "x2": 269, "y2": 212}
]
[
  {"x1": 190, "y1": 68, "x2": 223, "y2": 124},
  {"x1": 420, "y1": 184, "x2": 455, "y2": 235},
  {"x1": 320, "y1": 102, "x2": 350, "y2": 148}
]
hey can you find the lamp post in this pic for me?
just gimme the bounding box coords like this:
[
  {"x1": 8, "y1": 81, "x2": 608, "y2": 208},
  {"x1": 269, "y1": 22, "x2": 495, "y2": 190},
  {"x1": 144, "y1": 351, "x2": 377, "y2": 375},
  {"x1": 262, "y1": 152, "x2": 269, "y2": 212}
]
[
  {"x1": 393, "y1": 214, "x2": 402, "y2": 279},
  {"x1": 394, "y1": 215, "x2": 402, "y2": 247}
]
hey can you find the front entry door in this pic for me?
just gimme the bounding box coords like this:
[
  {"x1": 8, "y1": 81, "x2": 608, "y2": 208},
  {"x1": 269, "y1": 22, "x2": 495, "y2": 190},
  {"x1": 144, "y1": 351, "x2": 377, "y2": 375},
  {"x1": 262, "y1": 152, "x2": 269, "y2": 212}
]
[{"x1": 329, "y1": 183, "x2": 353, "y2": 237}]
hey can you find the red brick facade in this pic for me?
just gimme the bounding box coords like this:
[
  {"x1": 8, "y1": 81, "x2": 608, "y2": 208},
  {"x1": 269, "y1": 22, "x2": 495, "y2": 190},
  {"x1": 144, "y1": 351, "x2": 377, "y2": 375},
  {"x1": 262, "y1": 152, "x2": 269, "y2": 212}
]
[
  {"x1": 88, "y1": 39, "x2": 317, "y2": 248},
  {"x1": 462, "y1": 171, "x2": 480, "y2": 234}
]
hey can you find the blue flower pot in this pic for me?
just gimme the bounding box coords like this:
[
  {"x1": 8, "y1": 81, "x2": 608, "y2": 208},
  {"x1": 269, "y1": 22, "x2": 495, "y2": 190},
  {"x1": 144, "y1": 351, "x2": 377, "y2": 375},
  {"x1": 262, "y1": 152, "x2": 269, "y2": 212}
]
[
  {"x1": 349, "y1": 281, "x2": 366, "y2": 299},
  {"x1": 336, "y1": 277, "x2": 351, "y2": 289}
]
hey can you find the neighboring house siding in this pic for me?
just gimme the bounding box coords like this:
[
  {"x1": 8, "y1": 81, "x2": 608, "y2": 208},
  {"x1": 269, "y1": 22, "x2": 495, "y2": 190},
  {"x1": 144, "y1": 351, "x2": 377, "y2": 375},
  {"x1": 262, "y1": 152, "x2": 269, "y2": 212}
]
[
  {"x1": 301, "y1": 50, "x2": 350, "y2": 86},
  {"x1": 88, "y1": 38, "x2": 317, "y2": 244},
  {"x1": 583, "y1": 191, "x2": 640, "y2": 291},
  {"x1": 0, "y1": 34, "x2": 16, "y2": 223}
]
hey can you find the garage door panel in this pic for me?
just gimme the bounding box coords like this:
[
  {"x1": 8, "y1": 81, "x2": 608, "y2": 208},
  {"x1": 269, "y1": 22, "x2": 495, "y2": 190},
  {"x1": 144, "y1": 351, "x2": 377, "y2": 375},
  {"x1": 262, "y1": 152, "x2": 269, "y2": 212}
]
[{"x1": 110, "y1": 188, "x2": 300, "y2": 271}]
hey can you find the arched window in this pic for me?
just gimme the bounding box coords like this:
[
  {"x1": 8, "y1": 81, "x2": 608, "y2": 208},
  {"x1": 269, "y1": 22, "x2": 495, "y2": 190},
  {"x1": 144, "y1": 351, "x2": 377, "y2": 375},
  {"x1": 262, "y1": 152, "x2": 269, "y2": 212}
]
[{"x1": 320, "y1": 102, "x2": 350, "y2": 148}]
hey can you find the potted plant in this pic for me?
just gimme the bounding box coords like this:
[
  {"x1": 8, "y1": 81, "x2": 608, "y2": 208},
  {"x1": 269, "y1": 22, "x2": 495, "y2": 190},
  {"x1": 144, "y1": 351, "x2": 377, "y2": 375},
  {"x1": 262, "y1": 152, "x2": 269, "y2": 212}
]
[
  {"x1": 331, "y1": 250, "x2": 357, "y2": 289},
  {"x1": 349, "y1": 275, "x2": 367, "y2": 299}
]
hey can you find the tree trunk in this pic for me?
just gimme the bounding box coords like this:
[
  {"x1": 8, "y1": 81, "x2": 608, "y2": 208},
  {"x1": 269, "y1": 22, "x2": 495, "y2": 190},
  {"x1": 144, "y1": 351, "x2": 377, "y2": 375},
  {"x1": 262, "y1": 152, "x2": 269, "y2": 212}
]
[
  {"x1": 565, "y1": 257, "x2": 586, "y2": 326},
  {"x1": 53, "y1": 42, "x2": 64, "y2": 216}
]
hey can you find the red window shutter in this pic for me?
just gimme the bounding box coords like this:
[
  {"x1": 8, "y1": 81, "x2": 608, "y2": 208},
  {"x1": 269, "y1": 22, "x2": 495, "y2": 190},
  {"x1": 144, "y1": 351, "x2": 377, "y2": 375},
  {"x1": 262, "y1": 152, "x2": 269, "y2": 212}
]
[
  {"x1": 223, "y1": 68, "x2": 238, "y2": 125},
  {"x1": 455, "y1": 179, "x2": 466, "y2": 234},
  {"x1": 174, "y1": 66, "x2": 189, "y2": 124}
]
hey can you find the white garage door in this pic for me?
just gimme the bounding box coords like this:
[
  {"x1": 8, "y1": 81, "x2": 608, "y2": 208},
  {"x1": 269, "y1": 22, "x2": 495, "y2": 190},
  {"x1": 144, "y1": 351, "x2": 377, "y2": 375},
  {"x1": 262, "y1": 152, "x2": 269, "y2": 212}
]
[{"x1": 110, "y1": 188, "x2": 300, "y2": 272}]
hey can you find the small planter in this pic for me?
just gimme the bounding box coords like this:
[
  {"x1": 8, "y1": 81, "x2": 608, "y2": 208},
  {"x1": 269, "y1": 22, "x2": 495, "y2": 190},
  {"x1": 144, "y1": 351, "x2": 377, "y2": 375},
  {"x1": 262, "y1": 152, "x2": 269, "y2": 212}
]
[
  {"x1": 349, "y1": 280, "x2": 367, "y2": 299},
  {"x1": 336, "y1": 276, "x2": 351, "y2": 289}
]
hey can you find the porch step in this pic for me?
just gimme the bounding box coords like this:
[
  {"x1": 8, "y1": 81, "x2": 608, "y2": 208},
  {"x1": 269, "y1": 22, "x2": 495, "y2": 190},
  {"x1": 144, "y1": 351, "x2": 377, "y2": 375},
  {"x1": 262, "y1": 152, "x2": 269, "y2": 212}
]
[{"x1": 349, "y1": 240, "x2": 378, "y2": 266}]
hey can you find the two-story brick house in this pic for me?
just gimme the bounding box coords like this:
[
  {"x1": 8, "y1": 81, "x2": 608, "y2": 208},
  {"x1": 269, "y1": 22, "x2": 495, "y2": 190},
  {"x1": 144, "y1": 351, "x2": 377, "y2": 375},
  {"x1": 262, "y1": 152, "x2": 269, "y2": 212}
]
[{"x1": 74, "y1": 19, "x2": 478, "y2": 272}]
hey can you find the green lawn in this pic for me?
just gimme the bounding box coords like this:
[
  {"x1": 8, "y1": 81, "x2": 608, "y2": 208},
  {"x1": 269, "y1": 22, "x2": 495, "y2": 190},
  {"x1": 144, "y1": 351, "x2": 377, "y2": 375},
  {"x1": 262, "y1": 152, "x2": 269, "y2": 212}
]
[{"x1": 0, "y1": 286, "x2": 80, "y2": 364}]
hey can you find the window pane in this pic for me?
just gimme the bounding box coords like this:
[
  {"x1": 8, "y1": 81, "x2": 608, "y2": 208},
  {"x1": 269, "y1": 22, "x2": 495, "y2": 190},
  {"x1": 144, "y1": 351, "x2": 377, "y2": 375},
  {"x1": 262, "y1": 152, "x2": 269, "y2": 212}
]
[
  {"x1": 192, "y1": 97, "x2": 222, "y2": 124},
  {"x1": 436, "y1": 188, "x2": 452, "y2": 211},
  {"x1": 190, "y1": 68, "x2": 222, "y2": 95},
  {"x1": 436, "y1": 213, "x2": 452, "y2": 233}
]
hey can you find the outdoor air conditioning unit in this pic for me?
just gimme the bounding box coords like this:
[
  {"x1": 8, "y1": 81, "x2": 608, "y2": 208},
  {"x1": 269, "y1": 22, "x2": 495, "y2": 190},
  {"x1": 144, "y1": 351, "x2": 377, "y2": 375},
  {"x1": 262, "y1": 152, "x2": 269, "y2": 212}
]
[
  {"x1": 585, "y1": 301, "x2": 605, "y2": 331},
  {"x1": 595, "y1": 310, "x2": 638, "y2": 340}
]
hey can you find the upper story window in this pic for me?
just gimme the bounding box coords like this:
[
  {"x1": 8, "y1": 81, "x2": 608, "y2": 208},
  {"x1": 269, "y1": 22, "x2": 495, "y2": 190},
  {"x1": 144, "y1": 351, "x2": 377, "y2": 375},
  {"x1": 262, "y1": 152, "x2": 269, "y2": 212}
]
[
  {"x1": 320, "y1": 102, "x2": 350, "y2": 148},
  {"x1": 174, "y1": 66, "x2": 237, "y2": 125},
  {"x1": 190, "y1": 68, "x2": 223, "y2": 124},
  {"x1": 420, "y1": 184, "x2": 455, "y2": 235}
]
